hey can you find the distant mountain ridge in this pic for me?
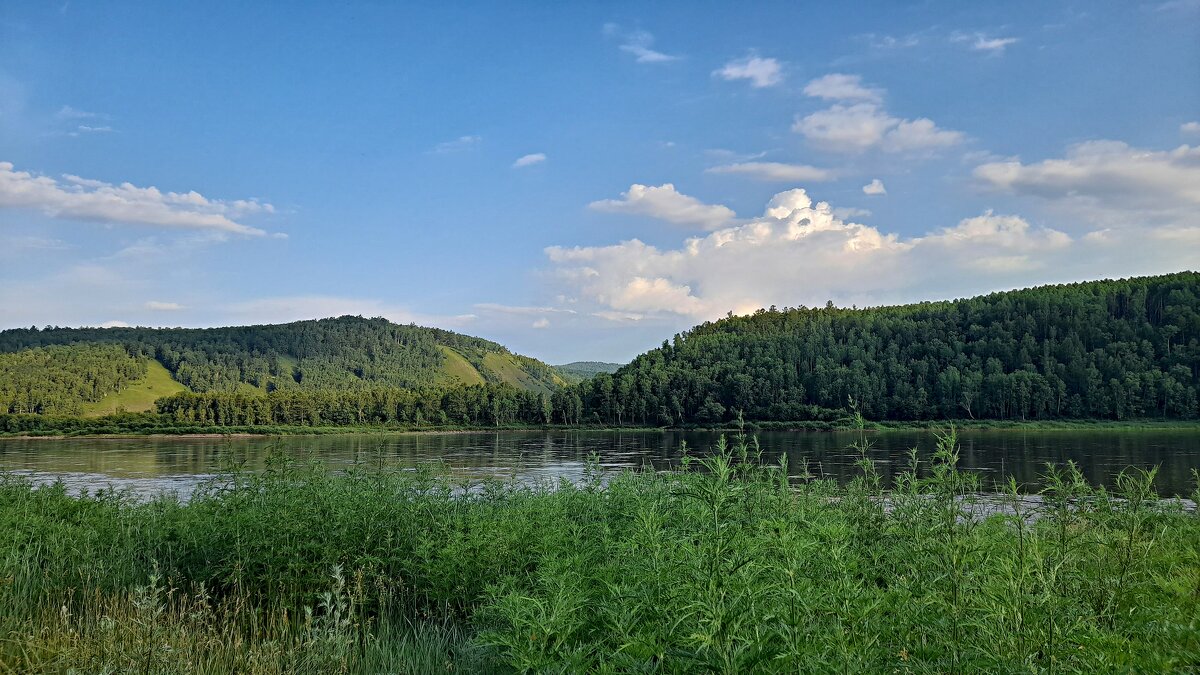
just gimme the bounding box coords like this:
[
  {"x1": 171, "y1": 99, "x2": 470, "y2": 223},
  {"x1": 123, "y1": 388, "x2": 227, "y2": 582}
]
[
  {"x1": 553, "y1": 361, "x2": 622, "y2": 383},
  {"x1": 0, "y1": 316, "x2": 564, "y2": 416}
]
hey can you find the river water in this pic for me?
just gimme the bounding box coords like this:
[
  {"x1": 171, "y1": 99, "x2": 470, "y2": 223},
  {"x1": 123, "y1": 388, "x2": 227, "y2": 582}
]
[{"x1": 1, "y1": 429, "x2": 1198, "y2": 500}]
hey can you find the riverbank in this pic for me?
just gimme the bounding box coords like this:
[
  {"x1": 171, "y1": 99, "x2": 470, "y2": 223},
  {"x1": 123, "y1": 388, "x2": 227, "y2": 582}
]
[
  {"x1": 4, "y1": 410, "x2": 1199, "y2": 439},
  {"x1": 2, "y1": 432, "x2": 1198, "y2": 672}
]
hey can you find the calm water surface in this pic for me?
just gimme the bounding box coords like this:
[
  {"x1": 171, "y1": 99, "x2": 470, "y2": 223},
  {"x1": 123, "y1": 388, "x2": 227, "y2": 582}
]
[{"x1": 1, "y1": 429, "x2": 1198, "y2": 500}]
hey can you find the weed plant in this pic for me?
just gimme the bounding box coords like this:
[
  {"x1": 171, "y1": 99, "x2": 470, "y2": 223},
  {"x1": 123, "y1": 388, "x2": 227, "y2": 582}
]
[{"x1": 1, "y1": 431, "x2": 1197, "y2": 672}]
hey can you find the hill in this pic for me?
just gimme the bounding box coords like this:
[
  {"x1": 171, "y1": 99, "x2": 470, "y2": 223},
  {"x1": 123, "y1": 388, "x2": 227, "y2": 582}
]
[
  {"x1": 553, "y1": 361, "x2": 622, "y2": 383},
  {"x1": 0, "y1": 316, "x2": 565, "y2": 415},
  {"x1": 564, "y1": 272, "x2": 1200, "y2": 425}
]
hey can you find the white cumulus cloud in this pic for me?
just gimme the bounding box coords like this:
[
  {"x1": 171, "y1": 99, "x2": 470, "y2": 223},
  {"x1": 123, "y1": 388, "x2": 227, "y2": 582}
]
[
  {"x1": 0, "y1": 162, "x2": 273, "y2": 235},
  {"x1": 713, "y1": 55, "x2": 783, "y2": 88},
  {"x1": 862, "y1": 179, "x2": 887, "y2": 195},
  {"x1": 802, "y1": 74, "x2": 881, "y2": 102},
  {"x1": 546, "y1": 186, "x2": 1192, "y2": 323},
  {"x1": 588, "y1": 183, "x2": 737, "y2": 230},
  {"x1": 793, "y1": 76, "x2": 963, "y2": 154},
  {"x1": 973, "y1": 141, "x2": 1200, "y2": 227}
]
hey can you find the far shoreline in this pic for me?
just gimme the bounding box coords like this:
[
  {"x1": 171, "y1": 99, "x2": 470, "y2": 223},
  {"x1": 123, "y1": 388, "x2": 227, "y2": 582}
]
[{"x1": 5, "y1": 418, "x2": 1200, "y2": 441}]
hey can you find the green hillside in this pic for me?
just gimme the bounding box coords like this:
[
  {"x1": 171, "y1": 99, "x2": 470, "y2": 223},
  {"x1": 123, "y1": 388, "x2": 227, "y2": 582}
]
[
  {"x1": 565, "y1": 272, "x2": 1200, "y2": 425},
  {"x1": 0, "y1": 316, "x2": 564, "y2": 414},
  {"x1": 82, "y1": 360, "x2": 188, "y2": 417}
]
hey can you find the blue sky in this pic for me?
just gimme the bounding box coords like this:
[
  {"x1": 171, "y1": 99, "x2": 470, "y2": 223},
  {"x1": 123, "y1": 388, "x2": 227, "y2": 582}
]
[{"x1": 1, "y1": 1, "x2": 1198, "y2": 363}]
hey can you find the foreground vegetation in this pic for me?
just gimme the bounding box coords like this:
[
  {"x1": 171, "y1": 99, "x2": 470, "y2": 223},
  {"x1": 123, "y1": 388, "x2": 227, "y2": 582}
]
[{"x1": 2, "y1": 430, "x2": 1198, "y2": 672}]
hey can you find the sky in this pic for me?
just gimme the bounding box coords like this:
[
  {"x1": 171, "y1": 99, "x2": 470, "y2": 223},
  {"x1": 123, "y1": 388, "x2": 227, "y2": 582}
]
[{"x1": 1, "y1": 1, "x2": 1198, "y2": 364}]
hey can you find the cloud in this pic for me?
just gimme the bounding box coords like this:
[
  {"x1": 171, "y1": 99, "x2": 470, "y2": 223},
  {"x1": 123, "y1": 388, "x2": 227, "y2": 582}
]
[
  {"x1": 145, "y1": 301, "x2": 184, "y2": 311},
  {"x1": 512, "y1": 152, "x2": 547, "y2": 168},
  {"x1": 973, "y1": 141, "x2": 1200, "y2": 227},
  {"x1": 75, "y1": 125, "x2": 113, "y2": 134},
  {"x1": 531, "y1": 317, "x2": 550, "y2": 329},
  {"x1": 713, "y1": 55, "x2": 782, "y2": 88},
  {"x1": 0, "y1": 235, "x2": 68, "y2": 252},
  {"x1": 794, "y1": 75, "x2": 962, "y2": 154},
  {"x1": 0, "y1": 162, "x2": 274, "y2": 235},
  {"x1": 474, "y1": 303, "x2": 575, "y2": 316},
  {"x1": 1182, "y1": 121, "x2": 1200, "y2": 135},
  {"x1": 545, "y1": 186, "x2": 1192, "y2": 323},
  {"x1": 55, "y1": 105, "x2": 98, "y2": 120},
  {"x1": 802, "y1": 74, "x2": 881, "y2": 102},
  {"x1": 795, "y1": 103, "x2": 963, "y2": 154},
  {"x1": 952, "y1": 32, "x2": 1019, "y2": 54},
  {"x1": 832, "y1": 207, "x2": 871, "y2": 219},
  {"x1": 707, "y1": 161, "x2": 835, "y2": 182},
  {"x1": 99, "y1": 320, "x2": 130, "y2": 328},
  {"x1": 862, "y1": 179, "x2": 887, "y2": 195},
  {"x1": 588, "y1": 183, "x2": 737, "y2": 230},
  {"x1": 860, "y1": 33, "x2": 921, "y2": 50},
  {"x1": 432, "y1": 135, "x2": 481, "y2": 153},
  {"x1": 605, "y1": 25, "x2": 679, "y2": 63}
]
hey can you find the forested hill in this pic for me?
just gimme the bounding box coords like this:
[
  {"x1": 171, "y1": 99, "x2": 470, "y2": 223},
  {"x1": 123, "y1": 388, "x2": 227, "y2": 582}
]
[
  {"x1": 563, "y1": 272, "x2": 1200, "y2": 425},
  {"x1": 553, "y1": 361, "x2": 622, "y2": 383},
  {"x1": 0, "y1": 316, "x2": 565, "y2": 414}
]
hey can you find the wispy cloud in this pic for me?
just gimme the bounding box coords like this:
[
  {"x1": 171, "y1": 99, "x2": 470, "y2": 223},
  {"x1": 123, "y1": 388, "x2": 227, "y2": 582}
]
[
  {"x1": 1181, "y1": 121, "x2": 1200, "y2": 135},
  {"x1": 55, "y1": 105, "x2": 99, "y2": 120},
  {"x1": 145, "y1": 301, "x2": 184, "y2": 311},
  {"x1": 0, "y1": 161, "x2": 275, "y2": 236},
  {"x1": 431, "y1": 135, "x2": 481, "y2": 153},
  {"x1": 952, "y1": 32, "x2": 1019, "y2": 54},
  {"x1": 512, "y1": 152, "x2": 546, "y2": 168},
  {"x1": 713, "y1": 54, "x2": 782, "y2": 88},
  {"x1": 707, "y1": 162, "x2": 834, "y2": 182},
  {"x1": 604, "y1": 24, "x2": 679, "y2": 63}
]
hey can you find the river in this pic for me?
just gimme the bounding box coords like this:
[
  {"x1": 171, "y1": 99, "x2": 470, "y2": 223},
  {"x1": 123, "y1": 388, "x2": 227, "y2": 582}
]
[{"x1": 1, "y1": 429, "x2": 1198, "y2": 500}]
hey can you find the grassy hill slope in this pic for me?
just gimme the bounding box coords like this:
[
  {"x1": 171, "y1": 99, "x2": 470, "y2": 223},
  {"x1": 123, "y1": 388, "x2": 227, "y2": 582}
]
[{"x1": 82, "y1": 360, "x2": 188, "y2": 417}]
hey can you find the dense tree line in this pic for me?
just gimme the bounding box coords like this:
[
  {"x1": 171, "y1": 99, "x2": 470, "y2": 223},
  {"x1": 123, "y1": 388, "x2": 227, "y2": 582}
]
[
  {"x1": 563, "y1": 273, "x2": 1200, "y2": 425},
  {"x1": 0, "y1": 316, "x2": 561, "y2": 395},
  {"x1": 154, "y1": 382, "x2": 553, "y2": 427},
  {"x1": 0, "y1": 345, "x2": 146, "y2": 415}
]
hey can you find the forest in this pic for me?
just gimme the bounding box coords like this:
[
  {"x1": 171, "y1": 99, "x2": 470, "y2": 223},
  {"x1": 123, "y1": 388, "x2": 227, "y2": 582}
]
[
  {"x1": 0, "y1": 316, "x2": 562, "y2": 406},
  {"x1": 1, "y1": 274, "x2": 1199, "y2": 429},
  {"x1": 0, "y1": 344, "x2": 147, "y2": 416},
  {"x1": 565, "y1": 272, "x2": 1200, "y2": 425}
]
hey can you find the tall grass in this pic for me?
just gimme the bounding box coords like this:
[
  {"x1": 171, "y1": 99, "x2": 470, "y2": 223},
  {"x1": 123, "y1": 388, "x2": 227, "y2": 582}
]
[{"x1": 1, "y1": 432, "x2": 1197, "y2": 672}]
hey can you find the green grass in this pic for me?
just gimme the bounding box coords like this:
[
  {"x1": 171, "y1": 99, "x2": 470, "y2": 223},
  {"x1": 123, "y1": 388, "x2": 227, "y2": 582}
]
[
  {"x1": 482, "y1": 352, "x2": 558, "y2": 396},
  {"x1": 437, "y1": 345, "x2": 487, "y2": 386},
  {"x1": 1, "y1": 429, "x2": 1198, "y2": 672},
  {"x1": 81, "y1": 360, "x2": 188, "y2": 417}
]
